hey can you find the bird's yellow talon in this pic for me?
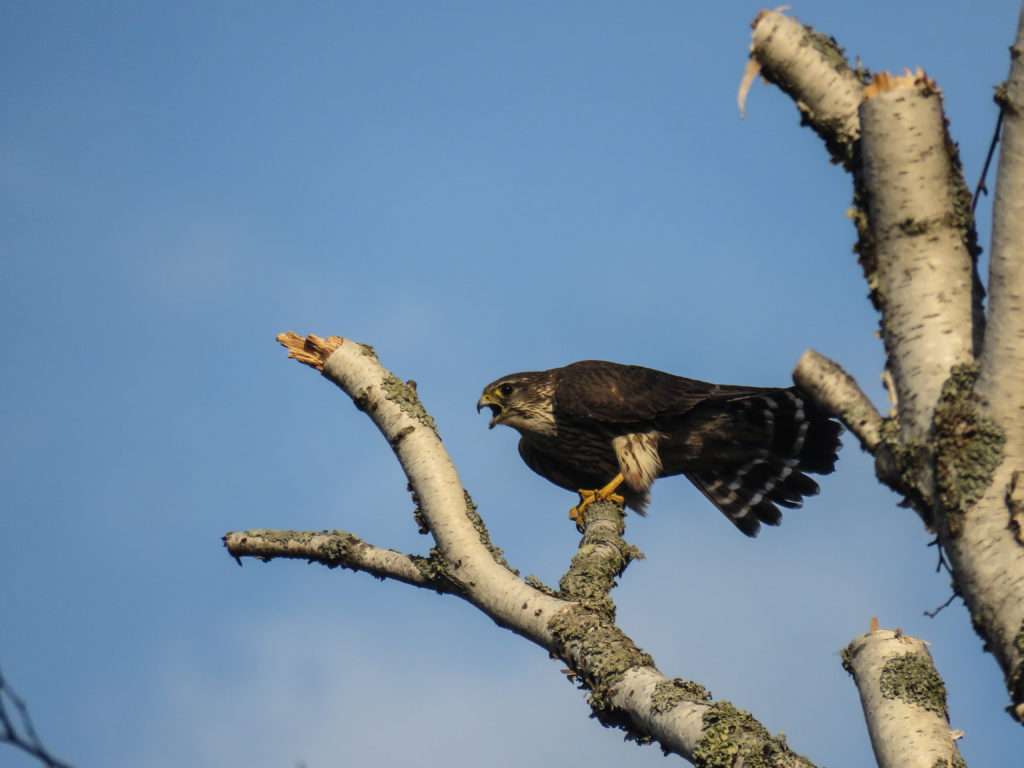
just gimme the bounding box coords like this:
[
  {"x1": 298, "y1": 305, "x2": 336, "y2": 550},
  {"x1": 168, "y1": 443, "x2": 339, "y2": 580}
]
[{"x1": 569, "y1": 475, "x2": 626, "y2": 521}]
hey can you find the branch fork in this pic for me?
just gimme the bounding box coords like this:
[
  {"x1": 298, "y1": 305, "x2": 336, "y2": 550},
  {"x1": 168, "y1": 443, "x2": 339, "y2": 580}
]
[
  {"x1": 751, "y1": 6, "x2": 1024, "y2": 722},
  {"x1": 224, "y1": 332, "x2": 830, "y2": 765}
]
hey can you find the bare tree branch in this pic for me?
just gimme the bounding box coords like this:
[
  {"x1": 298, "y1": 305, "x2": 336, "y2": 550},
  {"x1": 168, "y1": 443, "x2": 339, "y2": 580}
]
[
  {"x1": 745, "y1": 10, "x2": 865, "y2": 168},
  {"x1": 751, "y1": 6, "x2": 1024, "y2": 722},
  {"x1": 218, "y1": 9, "x2": 1024, "y2": 765},
  {"x1": 0, "y1": 669, "x2": 76, "y2": 768},
  {"x1": 957, "y1": 3, "x2": 1024, "y2": 724},
  {"x1": 792, "y1": 349, "x2": 883, "y2": 453},
  {"x1": 860, "y1": 69, "x2": 979, "y2": 446},
  {"x1": 982, "y1": 6, "x2": 1024, "y2": 406},
  {"x1": 225, "y1": 332, "x2": 825, "y2": 766},
  {"x1": 223, "y1": 529, "x2": 451, "y2": 590},
  {"x1": 843, "y1": 626, "x2": 965, "y2": 768}
]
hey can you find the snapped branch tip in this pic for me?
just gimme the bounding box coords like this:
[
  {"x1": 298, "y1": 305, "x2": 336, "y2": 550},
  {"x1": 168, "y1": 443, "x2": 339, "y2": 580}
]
[
  {"x1": 864, "y1": 68, "x2": 939, "y2": 99},
  {"x1": 276, "y1": 331, "x2": 344, "y2": 371}
]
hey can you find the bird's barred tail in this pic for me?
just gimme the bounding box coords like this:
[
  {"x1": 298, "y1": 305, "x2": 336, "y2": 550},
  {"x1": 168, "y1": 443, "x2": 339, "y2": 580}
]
[{"x1": 685, "y1": 388, "x2": 842, "y2": 537}]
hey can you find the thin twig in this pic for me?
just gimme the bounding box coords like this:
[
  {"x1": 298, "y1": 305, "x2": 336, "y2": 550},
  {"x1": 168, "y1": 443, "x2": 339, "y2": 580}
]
[
  {"x1": 924, "y1": 592, "x2": 959, "y2": 619},
  {"x1": 972, "y1": 109, "x2": 1004, "y2": 213},
  {"x1": 0, "y1": 669, "x2": 76, "y2": 768}
]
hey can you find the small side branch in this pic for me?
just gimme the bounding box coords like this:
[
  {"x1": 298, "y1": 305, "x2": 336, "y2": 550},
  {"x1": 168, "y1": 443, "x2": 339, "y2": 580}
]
[
  {"x1": 793, "y1": 349, "x2": 883, "y2": 453},
  {"x1": 843, "y1": 626, "x2": 965, "y2": 768},
  {"x1": 223, "y1": 529, "x2": 453, "y2": 591},
  {"x1": 792, "y1": 349, "x2": 907, "y2": 494},
  {"x1": 0, "y1": 669, "x2": 76, "y2": 768},
  {"x1": 745, "y1": 9, "x2": 866, "y2": 168}
]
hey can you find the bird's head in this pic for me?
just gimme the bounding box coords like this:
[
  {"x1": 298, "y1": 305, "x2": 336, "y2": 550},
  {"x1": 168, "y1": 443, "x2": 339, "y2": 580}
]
[{"x1": 477, "y1": 371, "x2": 556, "y2": 434}]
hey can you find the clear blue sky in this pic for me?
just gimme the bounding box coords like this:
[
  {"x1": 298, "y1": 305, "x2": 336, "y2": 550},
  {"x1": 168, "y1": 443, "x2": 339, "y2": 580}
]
[{"x1": 3, "y1": 2, "x2": 1022, "y2": 766}]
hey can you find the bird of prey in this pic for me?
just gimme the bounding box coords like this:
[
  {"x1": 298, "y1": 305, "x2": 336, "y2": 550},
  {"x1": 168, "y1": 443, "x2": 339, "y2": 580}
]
[{"x1": 477, "y1": 360, "x2": 842, "y2": 536}]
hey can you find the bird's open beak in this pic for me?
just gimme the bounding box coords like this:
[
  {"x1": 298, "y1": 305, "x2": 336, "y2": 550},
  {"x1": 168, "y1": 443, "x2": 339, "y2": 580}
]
[{"x1": 477, "y1": 393, "x2": 504, "y2": 429}]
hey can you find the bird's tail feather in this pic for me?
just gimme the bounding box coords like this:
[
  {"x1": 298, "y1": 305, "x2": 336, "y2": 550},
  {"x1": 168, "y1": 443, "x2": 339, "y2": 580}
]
[{"x1": 685, "y1": 388, "x2": 842, "y2": 536}]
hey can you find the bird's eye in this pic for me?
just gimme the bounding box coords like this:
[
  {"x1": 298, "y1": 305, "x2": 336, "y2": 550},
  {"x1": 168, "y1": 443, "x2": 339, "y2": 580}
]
[{"x1": 498, "y1": 383, "x2": 515, "y2": 397}]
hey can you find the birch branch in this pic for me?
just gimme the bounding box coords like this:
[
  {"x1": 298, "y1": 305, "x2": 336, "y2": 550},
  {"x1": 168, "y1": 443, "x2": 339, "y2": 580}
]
[
  {"x1": 980, "y1": 4, "x2": 1024, "y2": 416},
  {"x1": 750, "y1": 6, "x2": 1024, "y2": 723},
  {"x1": 792, "y1": 349, "x2": 905, "y2": 491},
  {"x1": 950, "y1": 4, "x2": 1024, "y2": 723},
  {"x1": 270, "y1": 333, "x2": 564, "y2": 645},
  {"x1": 223, "y1": 529, "x2": 449, "y2": 590},
  {"x1": 859, "y1": 70, "x2": 978, "y2": 447},
  {"x1": 223, "y1": 332, "x2": 828, "y2": 766},
  {"x1": 744, "y1": 10, "x2": 865, "y2": 168},
  {"x1": 792, "y1": 349, "x2": 883, "y2": 453},
  {"x1": 843, "y1": 626, "x2": 965, "y2": 768}
]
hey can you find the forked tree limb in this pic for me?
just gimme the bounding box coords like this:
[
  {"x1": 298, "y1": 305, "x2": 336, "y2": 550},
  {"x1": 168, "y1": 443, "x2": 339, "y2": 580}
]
[
  {"x1": 752, "y1": 6, "x2": 1024, "y2": 722},
  {"x1": 224, "y1": 332, "x2": 824, "y2": 767}
]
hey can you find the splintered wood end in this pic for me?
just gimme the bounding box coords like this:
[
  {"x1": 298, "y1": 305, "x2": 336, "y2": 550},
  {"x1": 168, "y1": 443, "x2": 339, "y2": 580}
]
[
  {"x1": 864, "y1": 67, "x2": 940, "y2": 99},
  {"x1": 276, "y1": 331, "x2": 344, "y2": 371}
]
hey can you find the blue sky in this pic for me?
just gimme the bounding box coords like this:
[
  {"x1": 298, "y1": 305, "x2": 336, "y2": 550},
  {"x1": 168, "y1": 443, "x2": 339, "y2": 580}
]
[{"x1": 3, "y1": 2, "x2": 1022, "y2": 766}]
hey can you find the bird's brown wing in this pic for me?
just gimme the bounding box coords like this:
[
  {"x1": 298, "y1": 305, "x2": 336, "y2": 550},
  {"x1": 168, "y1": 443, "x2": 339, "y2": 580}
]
[{"x1": 552, "y1": 360, "x2": 765, "y2": 423}]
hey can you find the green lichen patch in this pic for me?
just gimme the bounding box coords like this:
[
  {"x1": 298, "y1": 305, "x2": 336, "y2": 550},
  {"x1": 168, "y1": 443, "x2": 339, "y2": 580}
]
[
  {"x1": 380, "y1": 374, "x2": 439, "y2": 435},
  {"x1": 558, "y1": 500, "x2": 642, "y2": 613},
  {"x1": 934, "y1": 363, "x2": 1006, "y2": 522},
  {"x1": 694, "y1": 702, "x2": 811, "y2": 768},
  {"x1": 524, "y1": 574, "x2": 558, "y2": 597},
  {"x1": 651, "y1": 678, "x2": 711, "y2": 714},
  {"x1": 388, "y1": 425, "x2": 415, "y2": 448},
  {"x1": 357, "y1": 343, "x2": 378, "y2": 359},
  {"x1": 352, "y1": 386, "x2": 372, "y2": 413},
  {"x1": 994, "y1": 81, "x2": 1010, "y2": 108},
  {"x1": 548, "y1": 606, "x2": 654, "y2": 718},
  {"x1": 406, "y1": 547, "x2": 464, "y2": 595},
  {"x1": 938, "y1": 107, "x2": 983, "y2": 266},
  {"x1": 897, "y1": 216, "x2": 934, "y2": 237},
  {"x1": 874, "y1": 416, "x2": 934, "y2": 520},
  {"x1": 315, "y1": 529, "x2": 361, "y2": 566},
  {"x1": 753, "y1": 19, "x2": 860, "y2": 170},
  {"x1": 803, "y1": 26, "x2": 851, "y2": 74},
  {"x1": 461, "y1": 491, "x2": 517, "y2": 575},
  {"x1": 849, "y1": 187, "x2": 881, "y2": 310},
  {"x1": 893, "y1": 439, "x2": 933, "y2": 511},
  {"x1": 840, "y1": 644, "x2": 855, "y2": 675},
  {"x1": 879, "y1": 651, "x2": 948, "y2": 718}
]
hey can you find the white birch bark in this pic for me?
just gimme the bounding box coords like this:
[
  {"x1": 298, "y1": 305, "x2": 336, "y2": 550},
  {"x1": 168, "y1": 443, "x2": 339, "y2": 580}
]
[
  {"x1": 751, "y1": 4, "x2": 1024, "y2": 724},
  {"x1": 223, "y1": 333, "x2": 822, "y2": 766},
  {"x1": 844, "y1": 629, "x2": 965, "y2": 768},
  {"x1": 316, "y1": 336, "x2": 567, "y2": 645},
  {"x1": 981, "y1": 7, "x2": 1024, "y2": 406},
  {"x1": 859, "y1": 72, "x2": 977, "y2": 446},
  {"x1": 746, "y1": 10, "x2": 864, "y2": 167},
  {"x1": 961, "y1": 4, "x2": 1024, "y2": 720}
]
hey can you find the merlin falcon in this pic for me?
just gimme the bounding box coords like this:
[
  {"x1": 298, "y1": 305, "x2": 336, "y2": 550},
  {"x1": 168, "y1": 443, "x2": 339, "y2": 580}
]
[{"x1": 477, "y1": 360, "x2": 842, "y2": 536}]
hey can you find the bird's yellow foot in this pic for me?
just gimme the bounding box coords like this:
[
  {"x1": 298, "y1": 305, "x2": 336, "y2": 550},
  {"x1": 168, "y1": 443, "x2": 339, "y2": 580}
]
[{"x1": 569, "y1": 474, "x2": 626, "y2": 520}]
